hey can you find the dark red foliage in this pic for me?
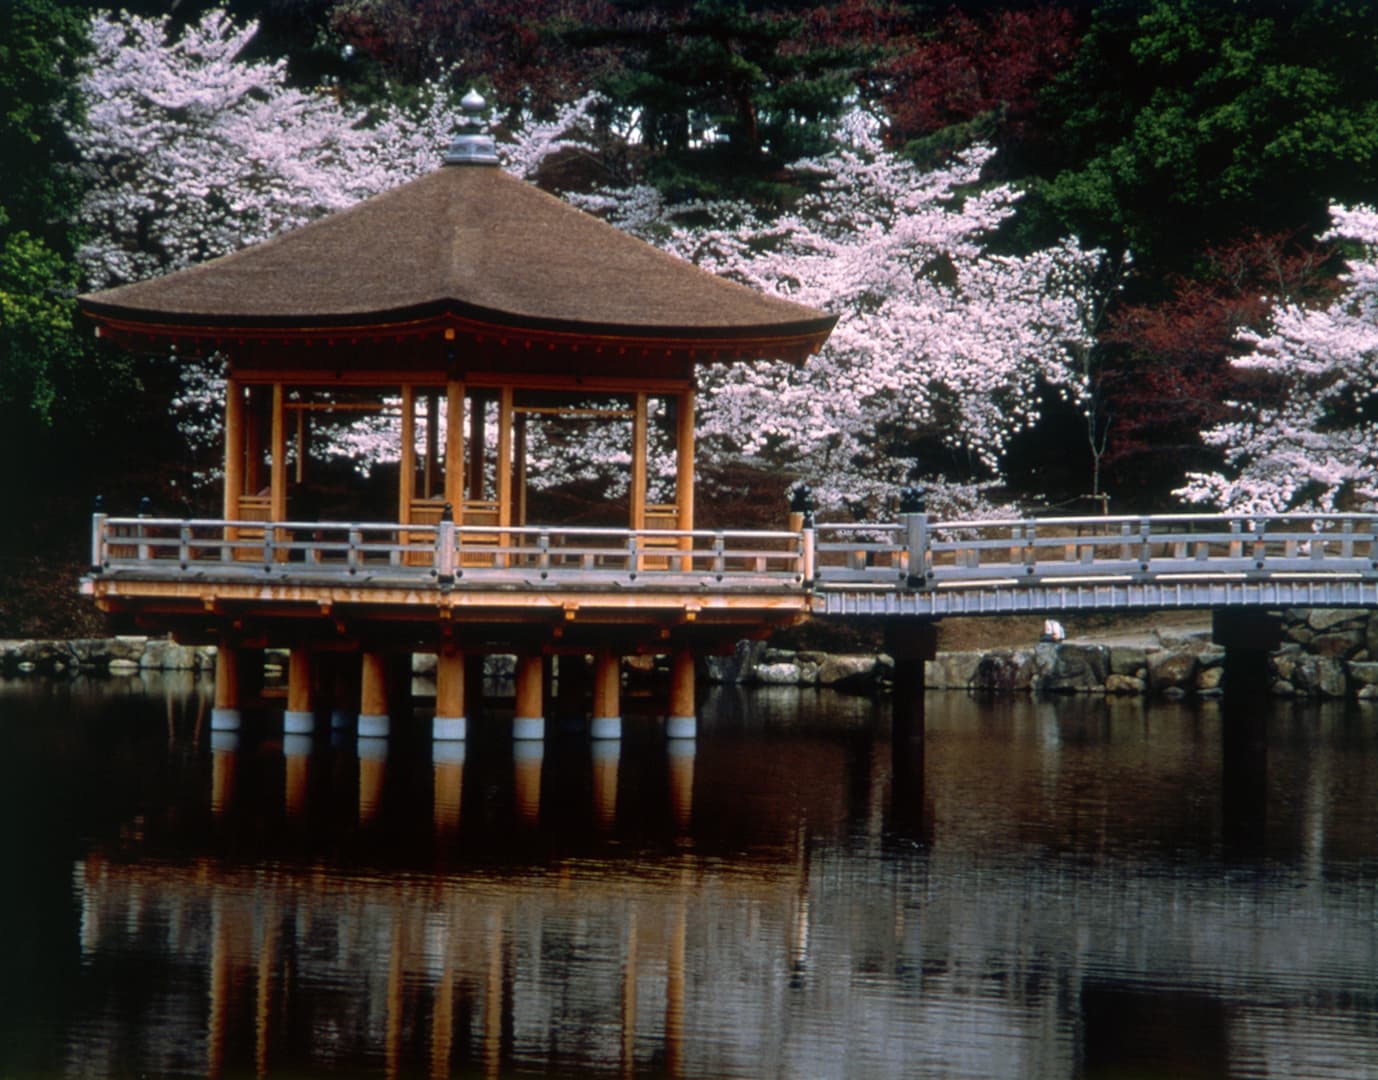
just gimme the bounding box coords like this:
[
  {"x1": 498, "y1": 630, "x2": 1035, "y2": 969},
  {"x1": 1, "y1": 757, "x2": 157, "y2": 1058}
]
[
  {"x1": 1098, "y1": 231, "x2": 1338, "y2": 491},
  {"x1": 880, "y1": 5, "x2": 1082, "y2": 156}
]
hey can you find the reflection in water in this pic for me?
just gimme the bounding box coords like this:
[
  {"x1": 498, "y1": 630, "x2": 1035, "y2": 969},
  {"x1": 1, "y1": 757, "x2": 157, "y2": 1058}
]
[{"x1": 3, "y1": 675, "x2": 1378, "y2": 1078}]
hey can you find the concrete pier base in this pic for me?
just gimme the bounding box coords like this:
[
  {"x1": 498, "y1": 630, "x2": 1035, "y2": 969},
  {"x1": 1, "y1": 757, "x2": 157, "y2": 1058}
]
[
  {"x1": 283, "y1": 710, "x2": 315, "y2": 735},
  {"x1": 512, "y1": 715, "x2": 545, "y2": 742},
  {"x1": 666, "y1": 715, "x2": 697, "y2": 739},
  {"x1": 210, "y1": 707, "x2": 242, "y2": 731},
  {"x1": 433, "y1": 715, "x2": 468, "y2": 741},
  {"x1": 590, "y1": 715, "x2": 622, "y2": 740},
  {"x1": 358, "y1": 713, "x2": 390, "y2": 738}
]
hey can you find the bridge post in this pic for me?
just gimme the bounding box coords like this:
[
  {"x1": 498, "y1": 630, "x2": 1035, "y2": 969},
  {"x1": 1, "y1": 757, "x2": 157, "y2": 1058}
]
[
  {"x1": 359, "y1": 651, "x2": 391, "y2": 738},
  {"x1": 667, "y1": 646, "x2": 697, "y2": 739},
  {"x1": 514, "y1": 653, "x2": 545, "y2": 741},
  {"x1": 434, "y1": 645, "x2": 467, "y2": 741},
  {"x1": 284, "y1": 647, "x2": 315, "y2": 734},
  {"x1": 211, "y1": 639, "x2": 242, "y2": 731},
  {"x1": 885, "y1": 621, "x2": 937, "y2": 735},
  {"x1": 591, "y1": 648, "x2": 622, "y2": 740},
  {"x1": 1212, "y1": 610, "x2": 1283, "y2": 707}
]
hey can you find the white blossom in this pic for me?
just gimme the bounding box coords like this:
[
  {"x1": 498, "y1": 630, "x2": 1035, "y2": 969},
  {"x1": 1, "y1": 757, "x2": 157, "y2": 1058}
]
[{"x1": 1178, "y1": 204, "x2": 1378, "y2": 513}]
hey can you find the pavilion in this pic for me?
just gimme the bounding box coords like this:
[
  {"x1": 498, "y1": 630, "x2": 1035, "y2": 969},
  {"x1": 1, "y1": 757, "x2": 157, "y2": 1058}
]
[{"x1": 78, "y1": 91, "x2": 836, "y2": 741}]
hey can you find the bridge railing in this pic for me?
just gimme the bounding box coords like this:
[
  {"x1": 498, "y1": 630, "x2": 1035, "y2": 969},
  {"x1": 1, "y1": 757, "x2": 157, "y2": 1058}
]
[
  {"x1": 815, "y1": 512, "x2": 1378, "y2": 588},
  {"x1": 90, "y1": 515, "x2": 807, "y2": 586}
]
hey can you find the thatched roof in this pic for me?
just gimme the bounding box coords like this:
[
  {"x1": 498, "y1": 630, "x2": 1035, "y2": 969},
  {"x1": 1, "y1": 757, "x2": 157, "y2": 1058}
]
[{"x1": 79, "y1": 157, "x2": 835, "y2": 363}]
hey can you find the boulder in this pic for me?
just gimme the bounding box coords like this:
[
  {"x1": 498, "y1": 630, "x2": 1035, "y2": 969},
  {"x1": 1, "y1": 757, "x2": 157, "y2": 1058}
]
[
  {"x1": 1147, "y1": 648, "x2": 1198, "y2": 695},
  {"x1": 1108, "y1": 646, "x2": 1149, "y2": 677},
  {"x1": 972, "y1": 649, "x2": 1037, "y2": 692},
  {"x1": 754, "y1": 661, "x2": 802, "y2": 685},
  {"x1": 702, "y1": 640, "x2": 767, "y2": 685},
  {"x1": 1039, "y1": 643, "x2": 1109, "y2": 693},
  {"x1": 816, "y1": 654, "x2": 880, "y2": 690},
  {"x1": 925, "y1": 651, "x2": 982, "y2": 689},
  {"x1": 1105, "y1": 673, "x2": 1146, "y2": 695}
]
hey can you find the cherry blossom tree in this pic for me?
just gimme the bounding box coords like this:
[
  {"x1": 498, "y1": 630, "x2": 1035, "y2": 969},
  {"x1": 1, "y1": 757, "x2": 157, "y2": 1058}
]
[
  {"x1": 72, "y1": 10, "x2": 1106, "y2": 520},
  {"x1": 576, "y1": 109, "x2": 1107, "y2": 516},
  {"x1": 1178, "y1": 205, "x2": 1378, "y2": 513}
]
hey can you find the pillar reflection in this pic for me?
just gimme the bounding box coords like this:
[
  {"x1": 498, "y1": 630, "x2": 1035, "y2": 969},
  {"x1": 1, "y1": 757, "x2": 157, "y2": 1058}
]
[
  {"x1": 433, "y1": 742, "x2": 466, "y2": 836},
  {"x1": 514, "y1": 742, "x2": 543, "y2": 826},
  {"x1": 210, "y1": 730, "x2": 239, "y2": 819},
  {"x1": 358, "y1": 736, "x2": 388, "y2": 825},
  {"x1": 283, "y1": 733, "x2": 311, "y2": 822},
  {"x1": 592, "y1": 739, "x2": 620, "y2": 830},
  {"x1": 667, "y1": 738, "x2": 695, "y2": 835}
]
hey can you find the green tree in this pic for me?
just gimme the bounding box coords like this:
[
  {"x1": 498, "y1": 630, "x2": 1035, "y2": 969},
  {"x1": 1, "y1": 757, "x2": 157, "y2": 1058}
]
[
  {"x1": 576, "y1": 0, "x2": 869, "y2": 200},
  {"x1": 1031, "y1": 0, "x2": 1378, "y2": 269}
]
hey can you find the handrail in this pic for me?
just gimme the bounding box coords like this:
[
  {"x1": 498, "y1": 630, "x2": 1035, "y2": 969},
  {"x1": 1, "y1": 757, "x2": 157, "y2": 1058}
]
[
  {"x1": 91, "y1": 515, "x2": 807, "y2": 586},
  {"x1": 89, "y1": 511, "x2": 1378, "y2": 594}
]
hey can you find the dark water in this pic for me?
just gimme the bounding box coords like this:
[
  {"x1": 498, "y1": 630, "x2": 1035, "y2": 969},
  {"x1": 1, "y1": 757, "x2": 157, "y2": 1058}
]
[{"x1": 2, "y1": 673, "x2": 1377, "y2": 1079}]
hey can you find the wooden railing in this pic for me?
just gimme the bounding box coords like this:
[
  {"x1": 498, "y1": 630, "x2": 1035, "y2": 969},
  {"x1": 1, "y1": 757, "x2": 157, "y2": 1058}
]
[
  {"x1": 813, "y1": 512, "x2": 1378, "y2": 588},
  {"x1": 90, "y1": 511, "x2": 1378, "y2": 595},
  {"x1": 90, "y1": 515, "x2": 806, "y2": 586}
]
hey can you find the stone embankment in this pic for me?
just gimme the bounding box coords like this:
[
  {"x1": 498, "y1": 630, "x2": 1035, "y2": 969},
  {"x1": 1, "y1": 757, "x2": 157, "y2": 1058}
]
[{"x1": 3, "y1": 608, "x2": 1378, "y2": 700}]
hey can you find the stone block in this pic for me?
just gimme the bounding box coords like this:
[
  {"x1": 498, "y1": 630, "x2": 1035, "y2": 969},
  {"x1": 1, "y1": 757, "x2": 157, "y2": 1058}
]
[
  {"x1": 1196, "y1": 665, "x2": 1225, "y2": 693},
  {"x1": 1108, "y1": 646, "x2": 1149, "y2": 677},
  {"x1": 1347, "y1": 661, "x2": 1378, "y2": 689},
  {"x1": 1304, "y1": 608, "x2": 1364, "y2": 633},
  {"x1": 1148, "y1": 648, "x2": 1198, "y2": 694},
  {"x1": 816, "y1": 654, "x2": 879, "y2": 690},
  {"x1": 924, "y1": 652, "x2": 982, "y2": 689},
  {"x1": 1105, "y1": 673, "x2": 1145, "y2": 695},
  {"x1": 972, "y1": 649, "x2": 1037, "y2": 692},
  {"x1": 1312, "y1": 629, "x2": 1366, "y2": 659},
  {"x1": 754, "y1": 662, "x2": 801, "y2": 685}
]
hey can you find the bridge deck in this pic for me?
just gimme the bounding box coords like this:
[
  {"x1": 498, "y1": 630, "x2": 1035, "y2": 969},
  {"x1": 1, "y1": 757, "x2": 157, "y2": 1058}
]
[{"x1": 84, "y1": 511, "x2": 1378, "y2": 625}]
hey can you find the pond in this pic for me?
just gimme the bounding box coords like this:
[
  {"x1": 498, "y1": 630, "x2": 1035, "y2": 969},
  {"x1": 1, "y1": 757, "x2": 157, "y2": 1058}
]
[{"x1": 1, "y1": 674, "x2": 1376, "y2": 1078}]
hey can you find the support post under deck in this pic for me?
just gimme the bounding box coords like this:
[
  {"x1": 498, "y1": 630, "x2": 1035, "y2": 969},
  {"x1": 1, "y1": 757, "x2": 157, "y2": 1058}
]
[
  {"x1": 592, "y1": 649, "x2": 622, "y2": 740},
  {"x1": 212, "y1": 640, "x2": 242, "y2": 731},
  {"x1": 667, "y1": 646, "x2": 696, "y2": 739},
  {"x1": 514, "y1": 653, "x2": 545, "y2": 741},
  {"x1": 360, "y1": 651, "x2": 391, "y2": 738},
  {"x1": 284, "y1": 647, "x2": 315, "y2": 734},
  {"x1": 434, "y1": 646, "x2": 467, "y2": 741}
]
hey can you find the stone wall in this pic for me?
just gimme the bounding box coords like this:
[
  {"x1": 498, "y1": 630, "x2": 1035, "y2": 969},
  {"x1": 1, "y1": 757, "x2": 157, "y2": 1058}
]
[{"x1": 7, "y1": 608, "x2": 1378, "y2": 700}]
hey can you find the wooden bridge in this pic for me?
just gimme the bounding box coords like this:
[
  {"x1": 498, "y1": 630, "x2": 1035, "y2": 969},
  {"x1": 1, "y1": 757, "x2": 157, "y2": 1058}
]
[{"x1": 88, "y1": 508, "x2": 1378, "y2": 619}]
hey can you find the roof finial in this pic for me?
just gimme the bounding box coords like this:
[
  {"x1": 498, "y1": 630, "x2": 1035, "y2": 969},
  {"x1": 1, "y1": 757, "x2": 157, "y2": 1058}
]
[{"x1": 444, "y1": 88, "x2": 499, "y2": 166}]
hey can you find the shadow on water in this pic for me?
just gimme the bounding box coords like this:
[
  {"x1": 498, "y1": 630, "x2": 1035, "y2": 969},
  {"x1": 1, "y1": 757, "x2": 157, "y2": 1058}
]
[{"x1": 2, "y1": 673, "x2": 1377, "y2": 1078}]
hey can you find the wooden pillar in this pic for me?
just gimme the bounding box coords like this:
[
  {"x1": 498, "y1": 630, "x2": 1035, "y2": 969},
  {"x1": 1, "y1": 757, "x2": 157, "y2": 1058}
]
[
  {"x1": 513, "y1": 652, "x2": 544, "y2": 741},
  {"x1": 270, "y1": 382, "x2": 287, "y2": 522},
  {"x1": 399, "y1": 384, "x2": 416, "y2": 524},
  {"x1": 244, "y1": 385, "x2": 264, "y2": 496},
  {"x1": 359, "y1": 651, "x2": 390, "y2": 738},
  {"x1": 468, "y1": 391, "x2": 486, "y2": 501},
  {"x1": 631, "y1": 392, "x2": 648, "y2": 530},
  {"x1": 497, "y1": 386, "x2": 514, "y2": 527},
  {"x1": 676, "y1": 387, "x2": 695, "y2": 531},
  {"x1": 434, "y1": 646, "x2": 467, "y2": 741},
  {"x1": 445, "y1": 379, "x2": 466, "y2": 521},
  {"x1": 223, "y1": 377, "x2": 244, "y2": 520},
  {"x1": 515, "y1": 410, "x2": 528, "y2": 527},
  {"x1": 667, "y1": 646, "x2": 696, "y2": 739},
  {"x1": 424, "y1": 391, "x2": 440, "y2": 498},
  {"x1": 212, "y1": 641, "x2": 241, "y2": 730},
  {"x1": 285, "y1": 647, "x2": 314, "y2": 734},
  {"x1": 592, "y1": 649, "x2": 622, "y2": 740}
]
